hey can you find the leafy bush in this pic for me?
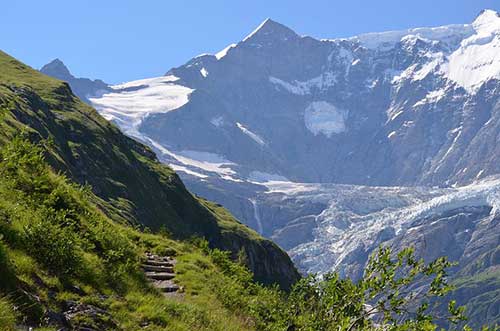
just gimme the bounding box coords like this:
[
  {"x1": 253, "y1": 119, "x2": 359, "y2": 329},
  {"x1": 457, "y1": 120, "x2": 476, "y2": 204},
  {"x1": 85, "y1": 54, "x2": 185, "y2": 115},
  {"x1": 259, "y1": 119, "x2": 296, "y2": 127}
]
[
  {"x1": 0, "y1": 295, "x2": 17, "y2": 331},
  {"x1": 200, "y1": 244, "x2": 498, "y2": 330},
  {"x1": 23, "y1": 216, "x2": 82, "y2": 276}
]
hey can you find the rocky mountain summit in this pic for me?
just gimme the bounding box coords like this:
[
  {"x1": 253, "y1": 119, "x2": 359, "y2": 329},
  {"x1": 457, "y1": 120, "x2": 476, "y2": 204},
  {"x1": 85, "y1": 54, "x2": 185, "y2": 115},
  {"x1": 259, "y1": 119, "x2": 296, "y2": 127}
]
[{"x1": 40, "y1": 58, "x2": 110, "y2": 103}]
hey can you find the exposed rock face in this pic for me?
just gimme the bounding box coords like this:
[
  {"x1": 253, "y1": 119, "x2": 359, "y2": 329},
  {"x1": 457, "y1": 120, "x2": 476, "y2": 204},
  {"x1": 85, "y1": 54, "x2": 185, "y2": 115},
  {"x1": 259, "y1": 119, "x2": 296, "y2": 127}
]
[{"x1": 40, "y1": 59, "x2": 110, "y2": 103}]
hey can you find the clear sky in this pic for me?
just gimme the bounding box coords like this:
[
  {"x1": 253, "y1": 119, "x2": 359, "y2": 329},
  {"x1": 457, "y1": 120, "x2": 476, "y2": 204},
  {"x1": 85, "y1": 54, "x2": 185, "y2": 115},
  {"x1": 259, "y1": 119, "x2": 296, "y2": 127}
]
[{"x1": 1, "y1": 0, "x2": 498, "y2": 84}]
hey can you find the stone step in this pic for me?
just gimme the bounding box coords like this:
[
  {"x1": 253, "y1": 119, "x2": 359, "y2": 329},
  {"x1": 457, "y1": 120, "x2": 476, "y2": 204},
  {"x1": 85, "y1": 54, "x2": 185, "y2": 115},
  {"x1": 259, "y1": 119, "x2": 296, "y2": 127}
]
[
  {"x1": 145, "y1": 272, "x2": 175, "y2": 280},
  {"x1": 144, "y1": 260, "x2": 174, "y2": 267},
  {"x1": 153, "y1": 280, "x2": 180, "y2": 293},
  {"x1": 142, "y1": 264, "x2": 174, "y2": 273},
  {"x1": 145, "y1": 253, "x2": 172, "y2": 261}
]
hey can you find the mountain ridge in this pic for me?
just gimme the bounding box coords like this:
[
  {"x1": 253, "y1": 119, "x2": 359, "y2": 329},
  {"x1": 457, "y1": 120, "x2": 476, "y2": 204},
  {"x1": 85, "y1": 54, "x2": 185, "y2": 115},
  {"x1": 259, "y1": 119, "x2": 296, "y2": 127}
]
[{"x1": 40, "y1": 58, "x2": 110, "y2": 103}]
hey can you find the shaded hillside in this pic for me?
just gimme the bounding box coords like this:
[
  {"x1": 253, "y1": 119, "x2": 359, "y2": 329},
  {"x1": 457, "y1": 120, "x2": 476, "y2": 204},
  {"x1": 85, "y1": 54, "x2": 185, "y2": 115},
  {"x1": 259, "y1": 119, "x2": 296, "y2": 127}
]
[{"x1": 0, "y1": 50, "x2": 299, "y2": 288}]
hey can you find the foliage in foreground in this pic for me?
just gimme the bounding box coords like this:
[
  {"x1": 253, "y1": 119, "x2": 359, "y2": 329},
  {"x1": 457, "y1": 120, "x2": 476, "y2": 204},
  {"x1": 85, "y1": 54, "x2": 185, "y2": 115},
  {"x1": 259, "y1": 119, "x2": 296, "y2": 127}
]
[
  {"x1": 0, "y1": 137, "x2": 497, "y2": 330},
  {"x1": 204, "y1": 241, "x2": 497, "y2": 331}
]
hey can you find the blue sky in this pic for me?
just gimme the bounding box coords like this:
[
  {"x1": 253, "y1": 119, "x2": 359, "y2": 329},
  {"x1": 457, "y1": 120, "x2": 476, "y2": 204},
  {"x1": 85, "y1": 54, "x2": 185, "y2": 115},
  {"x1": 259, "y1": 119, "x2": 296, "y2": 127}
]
[{"x1": 1, "y1": 0, "x2": 498, "y2": 84}]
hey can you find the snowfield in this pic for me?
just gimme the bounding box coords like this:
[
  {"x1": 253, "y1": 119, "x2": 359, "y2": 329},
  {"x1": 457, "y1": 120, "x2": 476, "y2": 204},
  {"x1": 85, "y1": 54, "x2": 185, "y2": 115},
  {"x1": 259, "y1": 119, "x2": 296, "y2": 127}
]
[
  {"x1": 89, "y1": 75, "x2": 193, "y2": 136},
  {"x1": 304, "y1": 101, "x2": 348, "y2": 137}
]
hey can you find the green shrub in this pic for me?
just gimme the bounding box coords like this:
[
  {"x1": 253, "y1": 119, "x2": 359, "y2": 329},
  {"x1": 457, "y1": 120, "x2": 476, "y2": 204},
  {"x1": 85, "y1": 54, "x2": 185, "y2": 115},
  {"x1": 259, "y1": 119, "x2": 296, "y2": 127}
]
[
  {"x1": 0, "y1": 296, "x2": 17, "y2": 331},
  {"x1": 23, "y1": 217, "x2": 82, "y2": 276}
]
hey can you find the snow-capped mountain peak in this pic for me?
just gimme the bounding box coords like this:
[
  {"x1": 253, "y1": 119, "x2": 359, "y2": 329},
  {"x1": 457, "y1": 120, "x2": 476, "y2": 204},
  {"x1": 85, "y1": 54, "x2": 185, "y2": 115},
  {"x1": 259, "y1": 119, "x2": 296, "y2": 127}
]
[
  {"x1": 445, "y1": 9, "x2": 500, "y2": 92},
  {"x1": 473, "y1": 8, "x2": 500, "y2": 31},
  {"x1": 242, "y1": 18, "x2": 298, "y2": 43}
]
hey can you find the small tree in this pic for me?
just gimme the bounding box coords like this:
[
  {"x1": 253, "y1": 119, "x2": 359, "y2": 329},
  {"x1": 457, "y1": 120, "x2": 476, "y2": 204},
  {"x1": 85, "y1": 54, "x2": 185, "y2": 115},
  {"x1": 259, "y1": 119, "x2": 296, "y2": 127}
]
[{"x1": 283, "y1": 246, "x2": 489, "y2": 331}]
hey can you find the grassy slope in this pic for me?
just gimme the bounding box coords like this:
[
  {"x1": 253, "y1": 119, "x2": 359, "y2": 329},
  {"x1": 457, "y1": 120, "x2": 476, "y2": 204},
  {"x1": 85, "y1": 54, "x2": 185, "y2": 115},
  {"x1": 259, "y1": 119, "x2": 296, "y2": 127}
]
[
  {"x1": 451, "y1": 247, "x2": 500, "y2": 327},
  {"x1": 0, "y1": 137, "x2": 278, "y2": 330},
  {"x1": 0, "y1": 50, "x2": 299, "y2": 289}
]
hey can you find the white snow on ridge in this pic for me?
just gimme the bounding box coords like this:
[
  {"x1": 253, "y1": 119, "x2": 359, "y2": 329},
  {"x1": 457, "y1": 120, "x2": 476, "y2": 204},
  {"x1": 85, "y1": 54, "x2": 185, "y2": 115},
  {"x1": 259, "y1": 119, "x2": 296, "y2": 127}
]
[
  {"x1": 89, "y1": 75, "x2": 245, "y2": 183},
  {"x1": 89, "y1": 76, "x2": 193, "y2": 136},
  {"x1": 215, "y1": 43, "x2": 237, "y2": 60},
  {"x1": 443, "y1": 10, "x2": 500, "y2": 92},
  {"x1": 321, "y1": 10, "x2": 500, "y2": 92},
  {"x1": 304, "y1": 101, "x2": 348, "y2": 137},
  {"x1": 346, "y1": 23, "x2": 473, "y2": 50},
  {"x1": 243, "y1": 18, "x2": 272, "y2": 42}
]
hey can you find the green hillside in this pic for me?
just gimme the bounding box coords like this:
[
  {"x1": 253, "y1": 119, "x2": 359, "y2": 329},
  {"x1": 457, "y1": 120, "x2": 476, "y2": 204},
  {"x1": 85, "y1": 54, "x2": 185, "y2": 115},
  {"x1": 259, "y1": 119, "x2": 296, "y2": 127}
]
[{"x1": 0, "y1": 50, "x2": 299, "y2": 289}]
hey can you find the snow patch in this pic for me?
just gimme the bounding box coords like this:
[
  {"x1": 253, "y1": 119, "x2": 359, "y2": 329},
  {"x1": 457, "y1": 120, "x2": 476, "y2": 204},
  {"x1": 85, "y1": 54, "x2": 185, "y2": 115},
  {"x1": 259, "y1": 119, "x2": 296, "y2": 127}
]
[
  {"x1": 172, "y1": 150, "x2": 236, "y2": 176},
  {"x1": 389, "y1": 110, "x2": 404, "y2": 121},
  {"x1": 200, "y1": 67, "x2": 208, "y2": 77},
  {"x1": 210, "y1": 116, "x2": 224, "y2": 127},
  {"x1": 304, "y1": 101, "x2": 348, "y2": 137},
  {"x1": 413, "y1": 89, "x2": 447, "y2": 107},
  {"x1": 236, "y1": 122, "x2": 266, "y2": 146},
  {"x1": 269, "y1": 76, "x2": 310, "y2": 95},
  {"x1": 264, "y1": 181, "x2": 321, "y2": 195},
  {"x1": 248, "y1": 171, "x2": 288, "y2": 183},
  {"x1": 413, "y1": 54, "x2": 444, "y2": 81},
  {"x1": 269, "y1": 73, "x2": 337, "y2": 95},
  {"x1": 169, "y1": 164, "x2": 208, "y2": 178}
]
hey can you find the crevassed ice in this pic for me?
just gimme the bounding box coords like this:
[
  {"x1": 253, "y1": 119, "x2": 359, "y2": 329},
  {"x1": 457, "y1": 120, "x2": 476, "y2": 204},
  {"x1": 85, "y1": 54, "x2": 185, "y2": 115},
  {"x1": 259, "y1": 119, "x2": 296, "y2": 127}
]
[{"x1": 285, "y1": 175, "x2": 500, "y2": 275}]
